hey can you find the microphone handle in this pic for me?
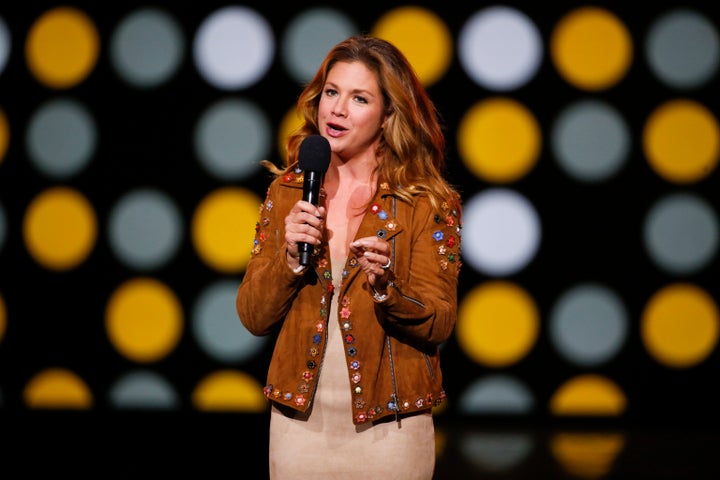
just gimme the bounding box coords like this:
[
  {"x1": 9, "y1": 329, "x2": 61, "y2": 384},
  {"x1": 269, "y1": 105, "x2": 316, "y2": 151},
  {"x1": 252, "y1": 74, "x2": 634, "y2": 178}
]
[{"x1": 298, "y1": 170, "x2": 323, "y2": 266}]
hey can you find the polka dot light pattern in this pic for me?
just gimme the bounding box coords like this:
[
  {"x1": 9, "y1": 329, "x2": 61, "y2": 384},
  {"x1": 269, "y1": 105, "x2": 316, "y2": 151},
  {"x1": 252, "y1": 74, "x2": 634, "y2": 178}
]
[{"x1": 0, "y1": 4, "x2": 719, "y2": 475}]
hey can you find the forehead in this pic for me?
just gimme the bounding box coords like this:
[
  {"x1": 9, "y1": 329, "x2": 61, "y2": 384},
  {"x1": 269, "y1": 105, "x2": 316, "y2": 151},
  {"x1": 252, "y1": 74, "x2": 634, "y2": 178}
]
[{"x1": 326, "y1": 61, "x2": 380, "y2": 92}]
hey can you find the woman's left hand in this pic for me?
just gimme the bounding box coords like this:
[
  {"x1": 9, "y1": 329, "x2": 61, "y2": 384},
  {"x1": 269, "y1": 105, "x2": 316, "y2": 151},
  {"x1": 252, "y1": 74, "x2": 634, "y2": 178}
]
[{"x1": 349, "y1": 236, "x2": 392, "y2": 292}]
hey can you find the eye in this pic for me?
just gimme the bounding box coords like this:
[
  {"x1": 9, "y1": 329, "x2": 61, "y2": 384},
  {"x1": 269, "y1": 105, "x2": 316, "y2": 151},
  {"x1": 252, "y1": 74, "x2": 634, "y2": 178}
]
[
  {"x1": 325, "y1": 88, "x2": 338, "y2": 97},
  {"x1": 354, "y1": 95, "x2": 368, "y2": 104}
]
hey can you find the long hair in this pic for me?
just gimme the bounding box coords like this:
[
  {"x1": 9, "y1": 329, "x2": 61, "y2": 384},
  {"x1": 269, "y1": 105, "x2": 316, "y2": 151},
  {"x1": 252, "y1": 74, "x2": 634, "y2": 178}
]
[{"x1": 264, "y1": 34, "x2": 461, "y2": 214}]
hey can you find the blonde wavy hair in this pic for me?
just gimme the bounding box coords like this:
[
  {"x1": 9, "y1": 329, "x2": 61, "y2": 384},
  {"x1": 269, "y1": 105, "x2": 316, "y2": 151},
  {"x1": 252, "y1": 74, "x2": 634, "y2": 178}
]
[{"x1": 263, "y1": 34, "x2": 461, "y2": 214}]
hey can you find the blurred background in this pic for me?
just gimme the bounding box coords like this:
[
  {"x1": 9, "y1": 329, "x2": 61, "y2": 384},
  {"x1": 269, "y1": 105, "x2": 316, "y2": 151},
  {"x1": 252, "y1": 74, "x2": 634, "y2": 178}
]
[{"x1": 1, "y1": 1, "x2": 718, "y2": 478}]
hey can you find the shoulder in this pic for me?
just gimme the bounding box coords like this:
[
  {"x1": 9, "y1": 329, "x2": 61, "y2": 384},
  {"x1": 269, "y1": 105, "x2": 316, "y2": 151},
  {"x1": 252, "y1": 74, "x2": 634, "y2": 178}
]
[{"x1": 265, "y1": 170, "x2": 304, "y2": 193}]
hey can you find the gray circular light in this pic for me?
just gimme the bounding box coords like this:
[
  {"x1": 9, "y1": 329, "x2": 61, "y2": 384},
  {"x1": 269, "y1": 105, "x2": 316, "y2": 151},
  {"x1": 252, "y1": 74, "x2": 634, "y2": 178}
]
[
  {"x1": 194, "y1": 98, "x2": 271, "y2": 180},
  {"x1": 110, "y1": 7, "x2": 185, "y2": 88},
  {"x1": 26, "y1": 98, "x2": 97, "y2": 179},
  {"x1": 107, "y1": 188, "x2": 184, "y2": 271},
  {"x1": 646, "y1": 8, "x2": 720, "y2": 89},
  {"x1": 552, "y1": 99, "x2": 630, "y2": 182},
  {"x1": 108, "y1": 370, "x2": 180, "y2": 409},
  {"x1": 458, "y1": 375, "x2": 535, "y2": 414},
  {"x1": 643, "y1": 192, "x2": 718, "y2": 275},
  {"x1": 281, "y1": 7, "x2": 357, "y2": 83},
  {"x1": 549, "y1": 283, "x2": 628, "y2": 366},
  {"x1": 0, "y1": 16, "x2": 10, "y2": 75},
  {"x1": 192, "y1": 279, "x2": 267, "y2": 363}
]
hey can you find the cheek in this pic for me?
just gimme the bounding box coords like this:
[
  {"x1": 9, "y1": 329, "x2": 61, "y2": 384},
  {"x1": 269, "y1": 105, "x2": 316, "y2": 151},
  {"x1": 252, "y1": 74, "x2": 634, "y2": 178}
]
[{"x1": 317, "y1": 98, "x2": 331, "y2": 118}]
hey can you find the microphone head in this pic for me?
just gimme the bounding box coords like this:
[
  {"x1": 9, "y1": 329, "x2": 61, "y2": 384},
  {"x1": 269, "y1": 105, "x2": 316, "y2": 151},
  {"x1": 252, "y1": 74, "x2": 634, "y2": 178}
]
[{"x1": 298, "y1": 135, "x2": 331, "y2": 172}]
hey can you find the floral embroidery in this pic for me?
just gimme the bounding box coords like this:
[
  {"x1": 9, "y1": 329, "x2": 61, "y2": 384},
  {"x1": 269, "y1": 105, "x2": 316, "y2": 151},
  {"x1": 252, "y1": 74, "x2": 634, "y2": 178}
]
[{"x1": 433, "y1": 230, "x2": 444, "y2": 241}]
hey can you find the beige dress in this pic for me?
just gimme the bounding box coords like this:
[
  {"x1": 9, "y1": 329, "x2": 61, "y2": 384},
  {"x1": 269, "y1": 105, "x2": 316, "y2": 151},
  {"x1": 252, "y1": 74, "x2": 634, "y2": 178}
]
[{"x1": 268, "y1": 258, "x2": 435, "y2": 479}]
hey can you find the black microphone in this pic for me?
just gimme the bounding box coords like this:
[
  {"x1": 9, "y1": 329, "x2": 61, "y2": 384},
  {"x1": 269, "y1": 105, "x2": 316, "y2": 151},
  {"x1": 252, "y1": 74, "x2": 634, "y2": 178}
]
[{"x1": 297, "y1": 135, "x2": 331, "y2": 266}]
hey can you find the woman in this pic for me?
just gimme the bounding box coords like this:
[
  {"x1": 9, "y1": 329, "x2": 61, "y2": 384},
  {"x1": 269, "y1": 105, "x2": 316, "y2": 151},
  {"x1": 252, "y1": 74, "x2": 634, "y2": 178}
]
[{"x1": 236, "y1": 34, "x2": 462, "y2": 479}]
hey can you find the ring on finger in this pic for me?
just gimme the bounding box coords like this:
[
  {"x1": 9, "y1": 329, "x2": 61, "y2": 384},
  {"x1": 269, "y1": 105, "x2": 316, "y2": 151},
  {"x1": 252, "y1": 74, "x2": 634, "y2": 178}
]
[{"x1": 380, "y1": 258, "x2": 391, "y2": 269}]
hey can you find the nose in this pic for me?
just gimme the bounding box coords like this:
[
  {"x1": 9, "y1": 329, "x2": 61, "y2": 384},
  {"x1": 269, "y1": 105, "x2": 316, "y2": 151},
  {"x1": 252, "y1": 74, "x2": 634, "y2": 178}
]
[{"x1": 331, "y1": 97, "x2": 347, "y2": 117}]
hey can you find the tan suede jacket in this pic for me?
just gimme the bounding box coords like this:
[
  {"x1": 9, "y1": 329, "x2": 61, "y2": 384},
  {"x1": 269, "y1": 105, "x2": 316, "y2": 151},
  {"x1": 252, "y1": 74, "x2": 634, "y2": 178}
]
[{"x1": 236, "y1": 171, "x2": 462, "y2": 425}]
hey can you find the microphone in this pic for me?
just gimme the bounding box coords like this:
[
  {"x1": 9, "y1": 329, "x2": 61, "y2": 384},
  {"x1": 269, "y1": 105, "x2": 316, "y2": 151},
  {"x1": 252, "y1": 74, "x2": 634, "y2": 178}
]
[{"x1": 297, "y1": 135, "x2": 331, "y2": 266}]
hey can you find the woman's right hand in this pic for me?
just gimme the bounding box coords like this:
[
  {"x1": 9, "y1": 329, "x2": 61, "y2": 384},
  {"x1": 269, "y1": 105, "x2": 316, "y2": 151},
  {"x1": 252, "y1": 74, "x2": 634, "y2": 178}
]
[{"x1": 285, "y1": 200, "x2": 326, "y2": 269}]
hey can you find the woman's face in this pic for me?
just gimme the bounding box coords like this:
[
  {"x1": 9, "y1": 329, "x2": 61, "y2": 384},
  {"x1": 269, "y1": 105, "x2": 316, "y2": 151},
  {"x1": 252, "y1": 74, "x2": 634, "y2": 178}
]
[{"x1": 317, "y1": 61, "x2": 386, "y2": 161}]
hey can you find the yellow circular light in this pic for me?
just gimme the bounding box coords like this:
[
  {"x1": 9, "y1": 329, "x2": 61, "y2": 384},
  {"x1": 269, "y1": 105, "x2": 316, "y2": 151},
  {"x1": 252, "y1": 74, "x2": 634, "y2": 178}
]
[
  {"x1": 642, "y1": 283, "x2": 719, "y2": 368},
  {"x1": 551, "y1": 6, "x2": 633, "y2": 91},
  {"x1": 457, "y1": 281, "x2": 539, "y2": 367},
  {"x1": 192, "y1": 187, "x2": 262, "y2": 273},
  {"x1": 23, "y1": 186, "x2": 97, "y2": 271},
  {"x1": 643, "y1": 99, "x2": 719, "y2": 184},
  {"x1": 25, "y1": 6, "x2": 100, "y2": 88},
  {"x1": 458, "y1": 98, "x2": 541, "y2": 183},
  {"x1": 371, "y1": 6, "x2": 452, "y2": 86},
  {"x1": 106, "y1": 277, "x2": 184, "y2": 363}
]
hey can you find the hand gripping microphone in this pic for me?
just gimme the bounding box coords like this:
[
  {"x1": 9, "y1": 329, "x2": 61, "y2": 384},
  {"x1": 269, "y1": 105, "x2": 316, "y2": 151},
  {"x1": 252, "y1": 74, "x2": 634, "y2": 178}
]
[{"x1": 297, "y1": 135, "x2": 331, "y2": 266}]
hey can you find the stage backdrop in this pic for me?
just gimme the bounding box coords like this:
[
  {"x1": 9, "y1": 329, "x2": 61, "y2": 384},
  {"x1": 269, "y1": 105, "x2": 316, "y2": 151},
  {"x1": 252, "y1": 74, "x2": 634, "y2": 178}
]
[{"x1": 0, "y1": 0, "x2": 718, "y2": 430}]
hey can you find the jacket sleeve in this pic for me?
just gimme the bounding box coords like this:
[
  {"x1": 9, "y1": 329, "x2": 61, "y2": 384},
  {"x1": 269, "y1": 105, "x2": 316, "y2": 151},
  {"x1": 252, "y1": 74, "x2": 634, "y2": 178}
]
[
  {"x1": 376, "y1": 195, "x2": 462, "y2": 346},
  {"x1": 235, "y1": 178, "x2": 306, "y2": 336}
]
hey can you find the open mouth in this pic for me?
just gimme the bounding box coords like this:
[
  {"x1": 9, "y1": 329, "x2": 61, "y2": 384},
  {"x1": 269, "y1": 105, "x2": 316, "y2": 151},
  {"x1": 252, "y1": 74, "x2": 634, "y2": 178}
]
[{"x1": 327, "y1": 122, "x2": 346, "y2": 132}]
